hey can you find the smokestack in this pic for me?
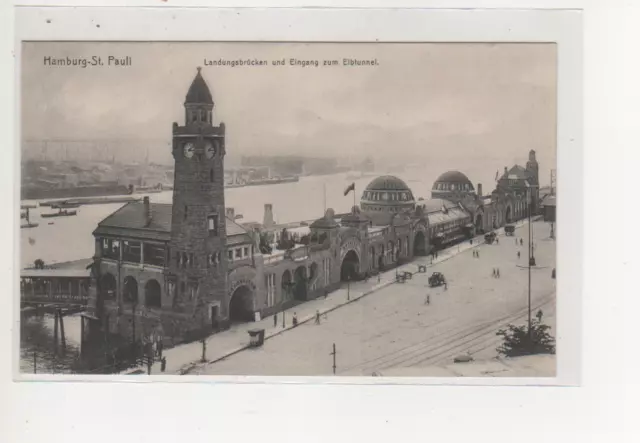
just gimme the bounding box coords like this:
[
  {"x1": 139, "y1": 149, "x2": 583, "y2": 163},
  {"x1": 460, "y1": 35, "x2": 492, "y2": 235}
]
[
  {"x1": 477, "y1": 183, "x2": 483, "y2": 197},
  {"x1": 504, "y1": 166, "x2": 508, "y2": 175},
  {"x1": 225, "y1": 207, "x2": 235, "y2": 220},
  {"x1": 263, "y1": 203, "x2": 274, "y2": 228},
  {"x1": 143, "y1": 196, "x2": 151, "y2": 226}
]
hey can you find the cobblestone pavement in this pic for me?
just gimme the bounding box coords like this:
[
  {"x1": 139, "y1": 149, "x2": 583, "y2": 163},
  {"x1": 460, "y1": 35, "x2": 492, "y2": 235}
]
[{"x1": 193, "y1": 220, "x2": 556, "y2": 377}]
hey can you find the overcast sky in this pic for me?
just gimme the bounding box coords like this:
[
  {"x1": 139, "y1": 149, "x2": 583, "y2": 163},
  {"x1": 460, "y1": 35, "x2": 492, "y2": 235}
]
[{"x1": 21, "y1": 42, "x2": 556, "y2": 166}]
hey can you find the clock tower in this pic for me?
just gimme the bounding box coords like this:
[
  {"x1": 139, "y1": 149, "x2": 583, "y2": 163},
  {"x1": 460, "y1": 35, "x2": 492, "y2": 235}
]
[{"x1": 168, "y1": 67, "x2": 228, "y2": 328}]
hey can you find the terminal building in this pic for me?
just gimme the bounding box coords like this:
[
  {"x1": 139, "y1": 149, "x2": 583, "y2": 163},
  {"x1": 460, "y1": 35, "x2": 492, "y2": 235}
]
[{"x1": 85, "y1": 69, "x2": 541, "y2": 346}]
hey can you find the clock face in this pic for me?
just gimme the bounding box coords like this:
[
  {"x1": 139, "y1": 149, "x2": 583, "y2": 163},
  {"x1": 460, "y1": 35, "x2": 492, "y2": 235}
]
[
  {"x1": 183, "y1": 142, "x2": 195, "y2": 159},
  {"x1": 204, "y1": 141, "x2": 216, "y2": 159}
]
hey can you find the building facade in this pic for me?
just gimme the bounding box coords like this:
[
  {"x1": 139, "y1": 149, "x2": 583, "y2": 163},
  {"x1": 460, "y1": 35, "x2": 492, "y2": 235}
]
[{"x1": 86, "y1": 69, "x2": 541, "y2": 346}]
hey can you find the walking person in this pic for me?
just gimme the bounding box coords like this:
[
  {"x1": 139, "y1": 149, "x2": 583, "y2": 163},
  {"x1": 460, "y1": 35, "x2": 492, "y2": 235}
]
[
  {"x1": 520, "y1": 238, "x2": 524, "y2": 246},
  {"x1": 292, "y1": 312, "x2": 298, "y2": 327},
  {"x1": 496, "y1": 237, "x2": 499, "y2": 245},
  {"x1": 377, "y1": 274, "x2": 381, "y2": 284},
  {"x1": 496, "y1": 268, "x2": 500, "y2": 278},
  {"x1": 274, "y1": 312, "x2": 278, "y2": 328},
  {"x1": 160, "y1": 356, "x2": 167, "y2": 373},
  {"x1": 425, "y1": 294, "x2": 430, "y2": 305},
  {"x1": 492, "y1": 268, "x2": 496, "y2": 278},
  {"x1": 157, "y1": 339, "x2": 164, "y2": 360},
  {"x1": 517, "y1": 251, "x2": 521, "y2": 259},
  {"x1": 315, "y1": 310, "x2": 321, "y2": 325}
]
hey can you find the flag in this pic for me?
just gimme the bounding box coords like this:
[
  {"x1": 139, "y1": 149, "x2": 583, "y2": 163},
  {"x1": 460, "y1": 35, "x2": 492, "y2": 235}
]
[{"x1": 344, "y1": 182, "x2": 355, "y2": 196}]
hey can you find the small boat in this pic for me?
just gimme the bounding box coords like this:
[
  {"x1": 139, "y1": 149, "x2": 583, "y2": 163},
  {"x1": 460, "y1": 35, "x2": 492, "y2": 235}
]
[
  {"x1": 41, "y1": 209, "x2": 77, "y2": 218},
  {"x1": 51, "y1": 202, "x2": 80, "y2": 209},
  {"x1": 21, "y1": 222, "x2": 39, "y2": 229}
]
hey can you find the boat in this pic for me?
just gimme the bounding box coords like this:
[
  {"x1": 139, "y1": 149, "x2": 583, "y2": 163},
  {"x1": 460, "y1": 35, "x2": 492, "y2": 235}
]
[
  {"x1": 41, "y1": 209, "x2": 78, "y2": 218},
  {"x1": 21, "y1": 222, "x2": 39, "y2": 229},
  {"x1": 51, "y1": 202, "x2": 80, "y2": 209},
  {"x1": 40, "y1": 195, "x2": 140, "y2": 207}
]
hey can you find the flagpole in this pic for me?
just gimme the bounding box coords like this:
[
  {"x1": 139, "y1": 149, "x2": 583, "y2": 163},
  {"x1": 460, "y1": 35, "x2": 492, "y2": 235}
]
[{"x1": 353, "y1": 184, "x2": 356, "y2": 210}]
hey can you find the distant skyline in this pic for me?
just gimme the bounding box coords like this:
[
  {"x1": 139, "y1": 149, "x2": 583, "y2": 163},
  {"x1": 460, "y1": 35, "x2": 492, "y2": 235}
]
[{"x1": 21, "y1": 42, "x2": 556, "y2": 170}]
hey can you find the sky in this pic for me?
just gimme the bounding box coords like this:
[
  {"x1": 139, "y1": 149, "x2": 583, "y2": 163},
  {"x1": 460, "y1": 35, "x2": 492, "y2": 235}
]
[{"x1": 21, "y1": 42, "x2": 557, "y2": 168}]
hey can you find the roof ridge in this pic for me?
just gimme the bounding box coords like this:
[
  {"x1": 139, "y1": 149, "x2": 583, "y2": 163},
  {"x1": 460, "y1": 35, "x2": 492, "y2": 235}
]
[{"x1": 97, "y1": 201, "x2": 137, "y2": 226}]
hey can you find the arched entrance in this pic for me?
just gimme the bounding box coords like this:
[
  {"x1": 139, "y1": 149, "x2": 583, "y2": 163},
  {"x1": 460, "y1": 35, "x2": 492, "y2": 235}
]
[
  {"x1": 100, "y1": 273, "x2": 116, "y2": 301},
  {"x1": 281, "y1": 270, "x2": 293, "y2": 301},
  {"x1": 475, "y1": 213, "x2": 483, "y2": 233},
  {"x1": 293, "y1": 266, "x2": 308, "y2": 301},
  {"x1": 144, "y1": 279, "x2": 161, "y2": 308},
  {"x1": 413, "y1": 231, "x2": 427, "y2": 256},
  {"x1": 123, "y1": 276, "x2": 138, "y2": 304},
  {"x1": 505, "y1": 205, "x2": 512, "y2": 223},
  {"x1": 341, "y1": 250, "x2": 360, "y2": 282},
  {"x1": 229, "y1": 285, "x2": 254, "y2": 323}
]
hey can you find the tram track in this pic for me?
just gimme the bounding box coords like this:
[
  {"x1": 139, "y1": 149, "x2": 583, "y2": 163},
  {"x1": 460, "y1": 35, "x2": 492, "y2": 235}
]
[{"x1": 340, "y1": 291, "x2": 555, "y2": 374}]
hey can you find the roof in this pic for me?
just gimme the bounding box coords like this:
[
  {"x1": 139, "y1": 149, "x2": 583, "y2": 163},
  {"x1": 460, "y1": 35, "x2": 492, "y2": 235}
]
[
  {"x1": 94, "y1": 201, "x2": 251, "y2": 242},
  {"x1": 310, "y1": 216, "x2": 339, "y2": 229},
  {"x1": 542, "y1": 195, "x2": 556, "y2": 207},
  {"x1": 21, "y1": 268, "x2": 91, "y2": 278},
  {"x1": 185, "y1": 68, "x2": 213, "y2": 104},
  {"x1": 418, "y1": 198, "x2": 460, "y2": 213},
  {"x1": 503, "y1": 165, "x2": 529, "y2": 180},
  {"x1": 94, "y1": 201, "x2": 172, "y2": 240},
  {"x1": 365, "y1": 175, "x2": 411, "y2": 191},
  {"x1": 434, "y1": 170, "x2": 472, "y2": 185}
]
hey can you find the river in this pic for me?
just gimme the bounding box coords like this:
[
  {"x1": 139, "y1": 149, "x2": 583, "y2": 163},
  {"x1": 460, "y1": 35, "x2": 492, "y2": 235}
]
[{"x1": 18, "y1": 161, "x2": 523, "y2": 373}]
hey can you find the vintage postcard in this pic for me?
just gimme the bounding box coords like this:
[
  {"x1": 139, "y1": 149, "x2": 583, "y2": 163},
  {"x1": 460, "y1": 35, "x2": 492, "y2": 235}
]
[{"x1": 17, "y1": 40, "x2": 563, "y2": 380}]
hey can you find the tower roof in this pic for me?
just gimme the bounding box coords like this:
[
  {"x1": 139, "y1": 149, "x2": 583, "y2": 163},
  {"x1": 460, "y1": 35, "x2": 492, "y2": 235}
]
[{"x1": 185, "y1": 67, "x2": 214, "y2": 105}]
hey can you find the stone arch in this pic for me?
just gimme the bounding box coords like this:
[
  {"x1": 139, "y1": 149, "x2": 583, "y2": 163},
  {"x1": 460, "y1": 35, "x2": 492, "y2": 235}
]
[
  {"x1": 293, "y1": 266, "x2": 308, "y2": 301},
  {"x1": 475, "y1": 211, "x2": 484, "y2": 232},
  {"x1": 144, "y1": 279, "x2": 162, "y2": 308},
  {"x1": 100, "y1": 273, "x2": 116, "y2": 301},
  {"x1": 281, "y1": 269, "x2": 293, "y2": 300},
  {"x1": 229, "y1": 285, "x2": 254, "y2": 323},
  {"x1": 123, "y1": 276, "x2": 138, "y2": 304},
  {"x1": 413, "y1": 231, "x2": 427, "y2": 256},
  {"x1": 341, "y1": 249, "x2": 360, "y2": 282}
]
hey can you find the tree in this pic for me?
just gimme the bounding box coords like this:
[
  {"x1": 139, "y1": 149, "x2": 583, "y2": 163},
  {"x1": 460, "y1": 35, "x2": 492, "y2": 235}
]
[
  {"x1": 496, "y1": 312, "x2": 556, "y2": 357},
  {"x1": 34, "y1": 259, "x2": 45, "y2": 269}
]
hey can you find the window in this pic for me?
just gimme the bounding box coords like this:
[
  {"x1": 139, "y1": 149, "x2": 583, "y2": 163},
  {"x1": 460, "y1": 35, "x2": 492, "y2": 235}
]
[
  {"x1": 122, "y1": 240, "x2": 141, "y2": 263},
  {"x1": 235, "y1": 248, "x2": 242, "y2": 259},
  {"x1": 228, "y1": 250, "x2": 233, "y2": 261},
  {"x1": 207, "y1": 214, "x2": 219, "y2": 236},
  {"x1": 243, "y1": 247, "x2": 249, "y2": 257},
  {"x1": 101, "y1": 238, "x2": 120, "y2": 260},
  {"x1": 189, "y1": 283, "x2": 198, "y2": 301},
  {"x1": 143, "y1": 243, "x2": 166, "y2": 267}
]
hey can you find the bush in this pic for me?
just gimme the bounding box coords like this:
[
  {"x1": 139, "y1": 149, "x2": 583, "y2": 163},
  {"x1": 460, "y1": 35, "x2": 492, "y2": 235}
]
[{"x1": 496, "y1": 312, "x2": 556, "y2": 357}]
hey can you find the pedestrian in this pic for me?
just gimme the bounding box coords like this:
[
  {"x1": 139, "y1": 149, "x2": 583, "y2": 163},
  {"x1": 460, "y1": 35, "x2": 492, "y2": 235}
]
[
  {"x1": 157, "y1": 340, "x2": 164, "y2": 359},
  {"x1": 274, "y1": 312, "x2": 278, "y2": 327},
  {"x1": 520, "y1": 238, "x2": 523, "y2": 246},
  {"x1": 444, "y1": 281, "x2": 448, "y2": 291},
  {"x1": 496, "y1": 268, "x2": 500, "y2": 278},
  {"x1": 292, "y1": 312, "x2": 298, "y2": 327},
  {"x1": 377, "y1": 274, "x2": 381, "y2": 283},
  {"x1": 536, "y1": 309, "x2": 543, "y2": 322},
  {"x1": 515, "y1": 238, "x2": 518, "y2": 245},
  {"x1": 324, "y1": 289, "x2": 328, "y2": 299},
  {"x1": 160, "y1": 356, "x2": 167, "y2": 373},
  {"x1": 496, "y1": 237, "x2": 499, "y2": 245},
  {"x1": 425, "y1": 294, "x2": 430, "y2": 305},
  {"x1": 470, "y1": 239, "x2": 473, "y2": 245},
  {"x1": 315, "y1": 310, "x2": 320, "y2": 325},
  {"x1": 492, "y1": 268, "x2": 496, "y2": 278},
  {"x1": 364, "y1": 272, "x2": 369, "y2": 283},
  {"x1": 517, "y1": 251, "x2": 521, "y2": 259}
]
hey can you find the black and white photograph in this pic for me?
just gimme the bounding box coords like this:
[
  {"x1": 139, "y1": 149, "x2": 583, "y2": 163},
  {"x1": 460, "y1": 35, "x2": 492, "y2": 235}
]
[{"x1": 18, "y1": 41, "x2": 559, "y2": 378}]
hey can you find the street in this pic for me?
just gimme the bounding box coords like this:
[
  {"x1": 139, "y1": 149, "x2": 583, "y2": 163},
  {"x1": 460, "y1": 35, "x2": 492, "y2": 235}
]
[{"x1": 195, "y1": 221, "x2": 556, "y2": 376}]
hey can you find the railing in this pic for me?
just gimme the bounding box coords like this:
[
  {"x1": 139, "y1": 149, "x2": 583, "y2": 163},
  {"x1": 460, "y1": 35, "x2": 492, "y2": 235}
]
[{"x1": 21, "y1": 292, "x2": 89, "y2": 305}]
